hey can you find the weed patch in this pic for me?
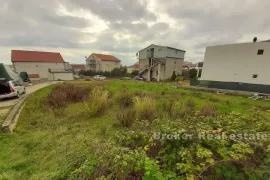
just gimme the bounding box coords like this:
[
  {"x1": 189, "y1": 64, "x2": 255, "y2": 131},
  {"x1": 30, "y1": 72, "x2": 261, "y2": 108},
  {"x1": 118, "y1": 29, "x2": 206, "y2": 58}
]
[
  {"x1": 200, "y1": 104, "x2": 217, "y2": 116},
  {"x1": 47, "y1": 84, "x2": 91, "y2": 108}
]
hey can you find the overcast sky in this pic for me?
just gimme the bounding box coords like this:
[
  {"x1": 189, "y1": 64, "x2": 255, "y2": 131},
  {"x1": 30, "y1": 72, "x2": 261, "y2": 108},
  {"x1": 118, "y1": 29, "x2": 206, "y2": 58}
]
[{"x1": 0, "y1": 0, "x2": 269, "y2": 66}]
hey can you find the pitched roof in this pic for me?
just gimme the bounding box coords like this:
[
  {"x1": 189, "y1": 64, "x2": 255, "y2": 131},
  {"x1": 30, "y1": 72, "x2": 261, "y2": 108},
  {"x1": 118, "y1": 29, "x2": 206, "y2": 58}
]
[
  {"x1": 128, "y1": 63, "x2": 139, "y2": 69},
  {"x1": 71, "y1": 64, "x2": 85, "y2": 69},
  {"x1": 28, "y1": 74, "x2": 40, "y2": 78},
  {"x1": 11, "y1": 50, "x2": 65, "y2": 63},
  {"x1": 92, "y1": 53, "x2": 120, "y2": 62}
]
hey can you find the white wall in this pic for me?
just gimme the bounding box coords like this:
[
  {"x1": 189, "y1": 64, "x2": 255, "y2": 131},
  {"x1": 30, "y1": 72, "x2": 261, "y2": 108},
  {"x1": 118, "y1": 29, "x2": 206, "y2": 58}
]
[
  {"x1": 48, "y1": 72, "x2": 74, "y2": 81},
  {"x1": 86, "y1": 54, "x2": 102, "y2": 71},
  {"x1": 86, "y1": 55, "x2": 120, "y2": 71},
  {"x1": 164, "y1": 57, "x2": 183, "y2": 79},
  {"x1": 201, "y1": 42, "x2": 270, "y2": 85},
  {"x1": 13, "y1": 62, "x2": 66, "y2": 79},
  {"x1": 101, "y1": 61, "x2": 120, "y2": 71},
  {"x1": 167, "y1": 48, "x2": 185, "y2": 59},
  {"x1": 139, "y1": 57, "x2": 183, "y2": 80}
]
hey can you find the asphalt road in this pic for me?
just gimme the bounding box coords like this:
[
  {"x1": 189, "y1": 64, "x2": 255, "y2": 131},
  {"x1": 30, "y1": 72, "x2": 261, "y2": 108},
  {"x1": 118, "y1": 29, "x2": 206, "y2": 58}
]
[{"x1": 0, "y1": 81, "x2": 60, "y2": 108}]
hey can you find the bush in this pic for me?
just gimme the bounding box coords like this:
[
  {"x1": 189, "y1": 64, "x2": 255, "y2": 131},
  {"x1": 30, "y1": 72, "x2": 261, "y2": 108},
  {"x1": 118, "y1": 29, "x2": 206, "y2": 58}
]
[
  {"x1": 200, "y1": 104, "x2": 217, "y2": 116},
  {"x1": 209, "y1": 97, "x2": 221, "y2": 103},
  {"x1": 116, "y1": 91, "x2": 134, "y2": 108},
  {"x1": 171, "y1": 71, "x2": 176, "y2": 81},
  {"x1": 134, "y1": 97, "x2": 157, "y2": 122},
  {"x1": 189, "y1": 69, "x2": 197, "y2": 79},
  {"x1": 171, "y1": 103, "x2": 192, "y2": 119},
  {"x1": 47, "y1": 84, "x2": 91, "y2": 108},
  {"x1": 117, "y1": 108, "x2": 136, "y2": 127},
  {"x1": 83, "y1": 87, "x2": 108, "y2": 116},
  {"x1": 186, "y1": 99, "x2": 195, "y2": 110}
]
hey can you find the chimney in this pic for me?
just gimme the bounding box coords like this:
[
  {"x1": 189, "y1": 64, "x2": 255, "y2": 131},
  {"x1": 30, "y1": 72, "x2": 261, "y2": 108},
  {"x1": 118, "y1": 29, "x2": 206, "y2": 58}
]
[{"x1": 253, "y1": 37, "x2": 257, "y2": 43}]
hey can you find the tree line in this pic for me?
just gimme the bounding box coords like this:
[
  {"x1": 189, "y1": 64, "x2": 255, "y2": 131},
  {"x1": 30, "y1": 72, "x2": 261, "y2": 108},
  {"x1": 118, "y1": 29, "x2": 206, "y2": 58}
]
[{"x1": 79, "y1": 66, "x2": 139, "y2": 77}]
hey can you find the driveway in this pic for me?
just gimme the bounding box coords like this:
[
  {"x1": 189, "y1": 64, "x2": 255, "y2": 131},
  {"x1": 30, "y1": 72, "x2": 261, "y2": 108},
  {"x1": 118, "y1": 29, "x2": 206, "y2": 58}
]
[{"x1": 0, "y1": 81, "x2": 60, "y2": 108}]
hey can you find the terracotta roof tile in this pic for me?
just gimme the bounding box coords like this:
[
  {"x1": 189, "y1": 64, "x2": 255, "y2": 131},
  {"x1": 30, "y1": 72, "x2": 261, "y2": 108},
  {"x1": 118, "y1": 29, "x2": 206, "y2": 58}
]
[
  {"x1": 11, "y1": 50, "x2": 65, "y2": 63},
  {"x1": 28, "y1": 74, "x2": 40, "y2": 78},
  {"x1": 128, "y1": 63, "x2": 139, "y2": 69},
  {"x1": 92, "y1": 53, "x2": 120, "y2": 62},
  {"x1": 71, "y1": 64, "x2": 85, "y2": 69}
]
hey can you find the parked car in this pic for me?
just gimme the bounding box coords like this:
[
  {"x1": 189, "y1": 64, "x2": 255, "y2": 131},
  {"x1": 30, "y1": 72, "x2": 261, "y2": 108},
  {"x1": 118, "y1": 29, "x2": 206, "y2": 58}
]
[
  {"x1": 122, "y1": 77, "x2": 131, "y2": 80},
  {"x1": 93, "y1": 75, "x2": 106, "y2": 80},
  {"x1": 134, "y1": 76, "x2": 146, "y2": 81},
  {"x1": 0, "y1": 79, "x2": 26, "y2": 100}
]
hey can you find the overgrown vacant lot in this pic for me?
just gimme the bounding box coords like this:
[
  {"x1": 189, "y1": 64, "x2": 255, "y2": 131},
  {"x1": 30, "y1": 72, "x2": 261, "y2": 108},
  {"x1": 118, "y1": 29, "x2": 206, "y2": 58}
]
[{"x1": 0, "y1": 80, "x2": 270, "y2": 180}]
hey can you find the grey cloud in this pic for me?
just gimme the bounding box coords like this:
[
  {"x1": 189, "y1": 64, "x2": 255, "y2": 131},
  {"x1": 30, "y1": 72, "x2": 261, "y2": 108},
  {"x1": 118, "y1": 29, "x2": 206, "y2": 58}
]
[
  {"x1": 63, "y1": 0, "x2": 156, "y2": 23},
  {"x1": 1, "y1": 0, "x2": 270, "y2": 66},
  {"x1": 0, "y1": 0, "x2": 91, "y2": 48}
]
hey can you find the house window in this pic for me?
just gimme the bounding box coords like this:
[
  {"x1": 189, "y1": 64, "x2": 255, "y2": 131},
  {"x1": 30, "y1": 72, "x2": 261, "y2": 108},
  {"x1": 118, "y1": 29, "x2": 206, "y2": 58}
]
[
  {"x1": 158, "y1": 49, "x2": 162, "y2": 52},
  {"x1": 174, "y1": 61, "x2": 176, "y2": 64},
  {"x1": 175, "y1": 50, "x2": 178, "y2": 54},
  {"x1": 253, "y1": 74, "x2": 258, "y2": 78},
  {"x1": 257, "y1": 49, "x2": 264, "y2": 55}
]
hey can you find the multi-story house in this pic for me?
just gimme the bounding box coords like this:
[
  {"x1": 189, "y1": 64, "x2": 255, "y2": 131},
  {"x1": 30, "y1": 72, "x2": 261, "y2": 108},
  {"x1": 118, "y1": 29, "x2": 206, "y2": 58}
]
[
  {"x1": 86, "y1": 53, "x2": 121, "y2": 72},
  {"x1": 137, "y1": 44, "x2": 186, "y2": 81}
]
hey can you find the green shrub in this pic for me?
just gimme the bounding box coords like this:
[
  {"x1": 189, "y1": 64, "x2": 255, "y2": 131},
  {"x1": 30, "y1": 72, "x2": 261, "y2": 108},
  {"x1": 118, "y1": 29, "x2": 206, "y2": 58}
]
[
  {"x1": 209, "y1": 97, "x2": 221, "y2": 103},
  {"x1": 83, "y1": 87, "x2": 108, "y2": 116},
  {"x1": 47, "y1": 84, "x2": 91, "y2": 108},
  {"x1": 189, "y1": 69, "x2": 198, "y2": 79},
  {"x1": 200, "y1": 104, "x2": 217, "y2": 116},
  {"x1": 134, "y1": 97, "x2": 157, "y2": 122},
  {"x1": 116, "y1": 108, "x2": 136, "y2": 128},
  {"x1": 175, "y1": 76, "x2": 184, "y2": 82}
]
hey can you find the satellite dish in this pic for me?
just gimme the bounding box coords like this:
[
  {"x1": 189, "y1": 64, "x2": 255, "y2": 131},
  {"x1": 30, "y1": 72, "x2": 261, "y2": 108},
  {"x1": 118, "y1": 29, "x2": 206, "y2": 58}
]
[{"x1": 253, "y1": 37, "x2": 257, "y2": 43}]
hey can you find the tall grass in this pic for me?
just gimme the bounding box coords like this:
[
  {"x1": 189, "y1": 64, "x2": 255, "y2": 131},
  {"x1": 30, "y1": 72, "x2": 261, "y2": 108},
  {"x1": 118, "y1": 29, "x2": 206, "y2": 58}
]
[
  {"x1": 116, "y1": 91, "x2": 134, "y2": 108},
  {"x1": 116, "y1": 108, "x2": 136, "y2": 127},
  {"x1": 134, "y1": 97, "x2": 157, "y2": 122},
  {"x1": 83, "y1": 87, "x2": 108, "y2": 116}
]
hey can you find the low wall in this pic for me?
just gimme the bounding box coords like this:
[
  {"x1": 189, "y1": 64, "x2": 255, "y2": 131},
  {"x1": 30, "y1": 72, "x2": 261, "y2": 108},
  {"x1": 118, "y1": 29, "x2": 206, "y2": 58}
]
[
  {"x1": 190, "y1": 80, "x2": 270, "y2": 94},
  {"x1": 49, "y1": 72, "x2": 74, "y2": 81}
]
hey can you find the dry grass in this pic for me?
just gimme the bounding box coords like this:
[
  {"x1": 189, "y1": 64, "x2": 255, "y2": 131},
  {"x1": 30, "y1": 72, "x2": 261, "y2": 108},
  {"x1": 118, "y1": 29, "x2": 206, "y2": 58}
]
[
  {"x1": 47, "y1": 84, "x2": 91, "y2": 108},
  {"x1": 116, "y1": 91, "x2": 134, "y2": 108},
  {"x1": 200, "y1": 104, "x2": 217, "y2": 116},
  {"x1": 116, "y1": 108, "x2": 136, "y2": 128},
  {"x1": 83, "y1": 87, "x2": 109, "y2": 116},
  {"x1": 134, "y1": 97, "x2": 157, "y2": 122}
]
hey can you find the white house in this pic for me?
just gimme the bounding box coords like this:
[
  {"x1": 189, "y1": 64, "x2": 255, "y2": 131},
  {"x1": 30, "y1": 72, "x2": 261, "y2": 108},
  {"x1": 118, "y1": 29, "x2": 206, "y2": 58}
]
[
  {"x1": 137, "y1": 44, "x2": 186, "y2": 81},
  {"x1": 200, "y1": 39, "x2": 270, "y2": 93},
  {"x1": 86, "y1": 53, "x2": 121, "y2": 72},
  {"x1": 11, "y1": 50, "x2": 74, "y2": 81}
]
